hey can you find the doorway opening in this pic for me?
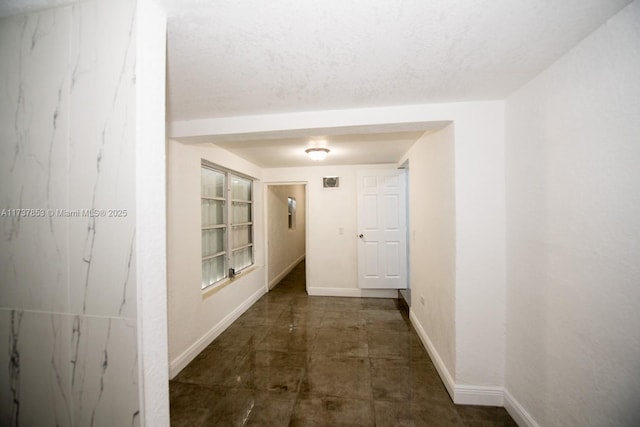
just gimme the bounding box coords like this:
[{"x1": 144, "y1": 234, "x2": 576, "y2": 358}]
[{"x1": 266, "y1": 183, "x2": 307, "y2": 292}]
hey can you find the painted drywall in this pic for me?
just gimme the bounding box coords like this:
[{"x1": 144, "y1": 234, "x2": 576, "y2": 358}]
[
  {"x1": 167, "y1": 140, "x2": 266, "y2": 376},
  {"x1": 403, "y1": 125, "x2": 457, "y2": 384},
  {"x1": 399, "y1": 103, "x2": 506, "y2": 399},
  {"x1": 504, "y1": 2, "x2": 640, "y2": 426},
  {"x1": 0, "y1": 0, "x2": 146, "y2": 424},
  {"x1": 135, "y1": 0, "x2": 169, "y2": 424},
  {"x1": 267, "y1": 184, "x2": 306, "y2": 288},
  {"x1": 264, "y1": 164, "x2": 399, "y2": 297},
  {"x1": 452, "y1": 103, "x2": 506, "y2": 394}
]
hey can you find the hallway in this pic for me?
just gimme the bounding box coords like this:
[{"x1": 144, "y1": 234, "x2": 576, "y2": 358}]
[{"x1": 169, "y1": 261, "x2": 515, "y2": 426}]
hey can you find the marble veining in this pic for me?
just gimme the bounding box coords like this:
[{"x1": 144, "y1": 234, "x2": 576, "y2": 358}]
[
  {"x1": 70, "y1": 0, "x2": 137, "y2": 318},
  {"x1": 89, "y1": 318, "x2": 111, "y2": 427},
  {"x1": 1, "y1": 6, "x2": 71, "y2": 313},
  {"x1": 46, "y1": 80, "x2": 64, "y2": 209},
  {"x1": 0, "y1": 1, "x2": 140, "y2": 425},
  {"x1": 45, "y1": 79, "x2": 66, "y2": 280},
  {"x1": 5, "y1": 187, "x2": 23, "y2": 242},
  {"x1": 71, "y1": 316, "x2": 139, "y2": 426},
  {"x1": 49, "y1": 314, "x2": 72, "y2": 426},
  {"x1": 71, "y1": 315, "x2": 82, "y2": 389},
  {"x1": 9, "y1": 310, "x2": 23, "y2": 426},
  {"x1": 80, "y1": 215, "x2": 97, "y2": 314},
  {"x1": 9, "y1": 17, "x2": 27, "y2": 174},
  {"x1": 119, "y1": 231, "x2": 136, "y2": 316}
]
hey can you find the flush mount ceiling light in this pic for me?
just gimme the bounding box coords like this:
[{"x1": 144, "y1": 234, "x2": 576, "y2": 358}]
[{"x1": 305, "y1": 147, "x2": 330, "y2": 161}]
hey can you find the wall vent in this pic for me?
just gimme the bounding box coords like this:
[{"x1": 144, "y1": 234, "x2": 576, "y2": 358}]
[{"x1": 323, "y1": 176, "x2": 340, "y2": 189}]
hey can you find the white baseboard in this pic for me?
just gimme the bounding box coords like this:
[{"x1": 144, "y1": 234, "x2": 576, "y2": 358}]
[
  {"x1": 455, "y1": 384, "x2": 504, "y2": 406},
  {"x1": 269, "y1": 255, "x2": 305, "y2": 290},
  {"x1": 409, "y1": 309, "x2": 505, "y2": 408},
  {"x1": 169, "y1": 286, "x2": 266, "y2": 379},
  {"x1": 504, "y1": 389, "x2": 540, "y2": 427},
  {"x1": 307, "y1": 287, "x2": 398, "y2": 298},
  {"x1": 409, "y1": 309, "x2": 457, "y2": 399}
]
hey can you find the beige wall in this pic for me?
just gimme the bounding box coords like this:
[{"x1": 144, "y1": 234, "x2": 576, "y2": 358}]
[
  {"x1": 264, "y1": 164, "x2": 399, "y2": 298},
  {"x1": 404, "y1": 124, "x2": 457, "y2": 382},
  {"x1": 167, "y1": 140, "x2": 266, "y2": 377},
  {"x1": 267, "y1": 184, "x2": 306, "y2": 288}
]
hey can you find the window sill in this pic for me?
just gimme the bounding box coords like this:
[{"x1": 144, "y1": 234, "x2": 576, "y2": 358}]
[{"x1": 201, "y1": 265, "x2": 261, "y2": 300}]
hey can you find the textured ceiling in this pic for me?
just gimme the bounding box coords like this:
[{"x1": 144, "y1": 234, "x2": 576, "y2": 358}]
[
  {"x1": 1, "y1": 0, "x2": 631, "y2": 167},
  {"x1": 213, "y1": 131, "x2": 423, "y2": 169},
  {"x1": 161, "y1": 0, "x2": 631, "y2": 121},
  {"x1": 210, "y1": 127, "x2": 447, "y2": 168}
]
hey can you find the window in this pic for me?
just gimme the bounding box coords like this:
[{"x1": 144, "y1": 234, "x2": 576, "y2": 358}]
[
  {"x1": 287, "y1": 197, "x2": 296, "y2": 229},
  {"x1": 201, "y1": 161, "x2": 254, "y2": 289}
]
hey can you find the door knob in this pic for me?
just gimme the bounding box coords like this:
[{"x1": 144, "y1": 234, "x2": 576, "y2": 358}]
[{"x1": 359, "y1": 234, "x2": 364, "y2": 238}]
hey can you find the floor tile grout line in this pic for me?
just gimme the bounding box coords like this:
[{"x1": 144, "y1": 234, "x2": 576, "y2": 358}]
[{"x1": 170, "y1": 260, "x2": 516, "y2": 426}]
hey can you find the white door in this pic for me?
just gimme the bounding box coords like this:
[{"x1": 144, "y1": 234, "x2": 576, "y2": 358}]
[{"x1": 357, "y1": 169, "x2": 407, "y2": 289}]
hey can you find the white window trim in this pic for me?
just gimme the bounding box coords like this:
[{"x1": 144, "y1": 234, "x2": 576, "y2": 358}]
[{"x1": 201, "y1": 160, "x2": 254, "y2": 291}]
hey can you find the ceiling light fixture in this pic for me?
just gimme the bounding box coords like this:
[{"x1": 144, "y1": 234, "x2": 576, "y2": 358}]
[{"x1": 305, "y1": 147, "x2": 330, "y2": 161}]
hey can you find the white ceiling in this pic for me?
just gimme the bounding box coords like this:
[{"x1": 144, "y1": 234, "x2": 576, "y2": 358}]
[
  {"x1": 160, "y1": 0, "x2": 630, "y2": 121},
  {"x1": 164, "y1": 0, "x2": 630, "y2": 168},
  {"x1": 175, "y1": 120, "x2": 450, "y2": 167},
  {"x1": 1, "y1": 0, "x2": 631, "y2": 168},
  {"x1": 212, "y1": 129, "x2": 433, "y2": 168}
]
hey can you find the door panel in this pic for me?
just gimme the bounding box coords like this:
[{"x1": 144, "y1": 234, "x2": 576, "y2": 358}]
[
  {"x1": 357, "y1": 169, "x2": 407, "y2": 289},
  {"x1": 362, "y1": 195, "x2": 378, "y2": 229},
  {"x1": 385, "y1": 242, "x2": 401, "y2": 277},
  {"x1": 363, "y1": 242, "x2": 379, "y2": 277},
  {"x1": 384, "y1": 174, "x2": 399, "y2": 187},
  {"x1": 383, "y1": 194, "x2": 400, "y2": 229}
]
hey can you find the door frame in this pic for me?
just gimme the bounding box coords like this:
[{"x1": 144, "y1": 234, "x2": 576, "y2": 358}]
[
  {"x1": 263, "y1": 181, "x2": 309, "y2": 293},
  {"x1": 398, "y1": 160, "x2": 411, "y2": 304}
]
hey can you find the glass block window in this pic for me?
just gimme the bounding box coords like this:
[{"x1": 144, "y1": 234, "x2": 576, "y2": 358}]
[
  {"x1": 230, "y1": 175, "x2": 253, "y2": 272},
  {"x1": 201, "y1": 162, "x2": 254, "y2": 289}
]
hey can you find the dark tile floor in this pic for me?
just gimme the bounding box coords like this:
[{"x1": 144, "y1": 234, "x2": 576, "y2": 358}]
[{"x1": 170, "y1": 261, "x2": 517, "y2": 426}]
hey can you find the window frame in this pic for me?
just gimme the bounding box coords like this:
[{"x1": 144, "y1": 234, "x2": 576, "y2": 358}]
[
  {"x1": 287, "y1": 196, "x2": 296, "y2": 230},
  {"x1": 201, "y1": 160, "x2": 254, "y2": 290}
]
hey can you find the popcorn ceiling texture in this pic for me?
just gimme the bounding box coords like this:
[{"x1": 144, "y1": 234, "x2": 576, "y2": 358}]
[
  {"x1": 1, "y1": 1, "x2": 631, "y2": 122},
  {"x1": 161, "y1": 0, "x2": 630, "y2": 121}
]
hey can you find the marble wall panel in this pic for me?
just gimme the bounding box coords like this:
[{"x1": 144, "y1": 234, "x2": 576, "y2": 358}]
[
  {"x1": 0, "y1": 8, "x2": 71, "y2": 313},
  {"x1": 0, "y1": 310, "x2": 139, "y2": 426},
  {"x1": 0, "y1": 1, "x2": 141, "y2": 425},
  {"x1": 0, "y1": 309, "x2": 72, "y2": 427},
  {"x1": 68, "y1": 0, "x2": 137, "y2": 319},
  {"x1": 70, "y1": 315, "x2": 139, "y2": 426}
]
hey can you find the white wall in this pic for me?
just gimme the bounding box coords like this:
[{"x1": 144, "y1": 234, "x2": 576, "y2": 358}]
[
  {"x1": 264, "y1": 164, "x2": 398, "y2": 298},
  {"x1": 402, "y1": 125, "x2": 457, "y2": 387},
  {"x1": 504, "y1": 2, "x2": 640, "y2": 426},
  {"x1": 135, "y1": 0, "x2": 169, "y2": 424},
  {"x1": 0, "y1": 1, "x2": 151, "y2": 424},
  {"x1": 400, "y1": 110, "x2": 506, "y2": 406},
  {"x1": 452, "y1": 103, "x2": 506, "y2": 400},
  {"x1": 267, "y1": 184, "x2": 306, "y2": 288},
  {"x1": 167, "y1": 140, "x2": 266, "y2": 377}
]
